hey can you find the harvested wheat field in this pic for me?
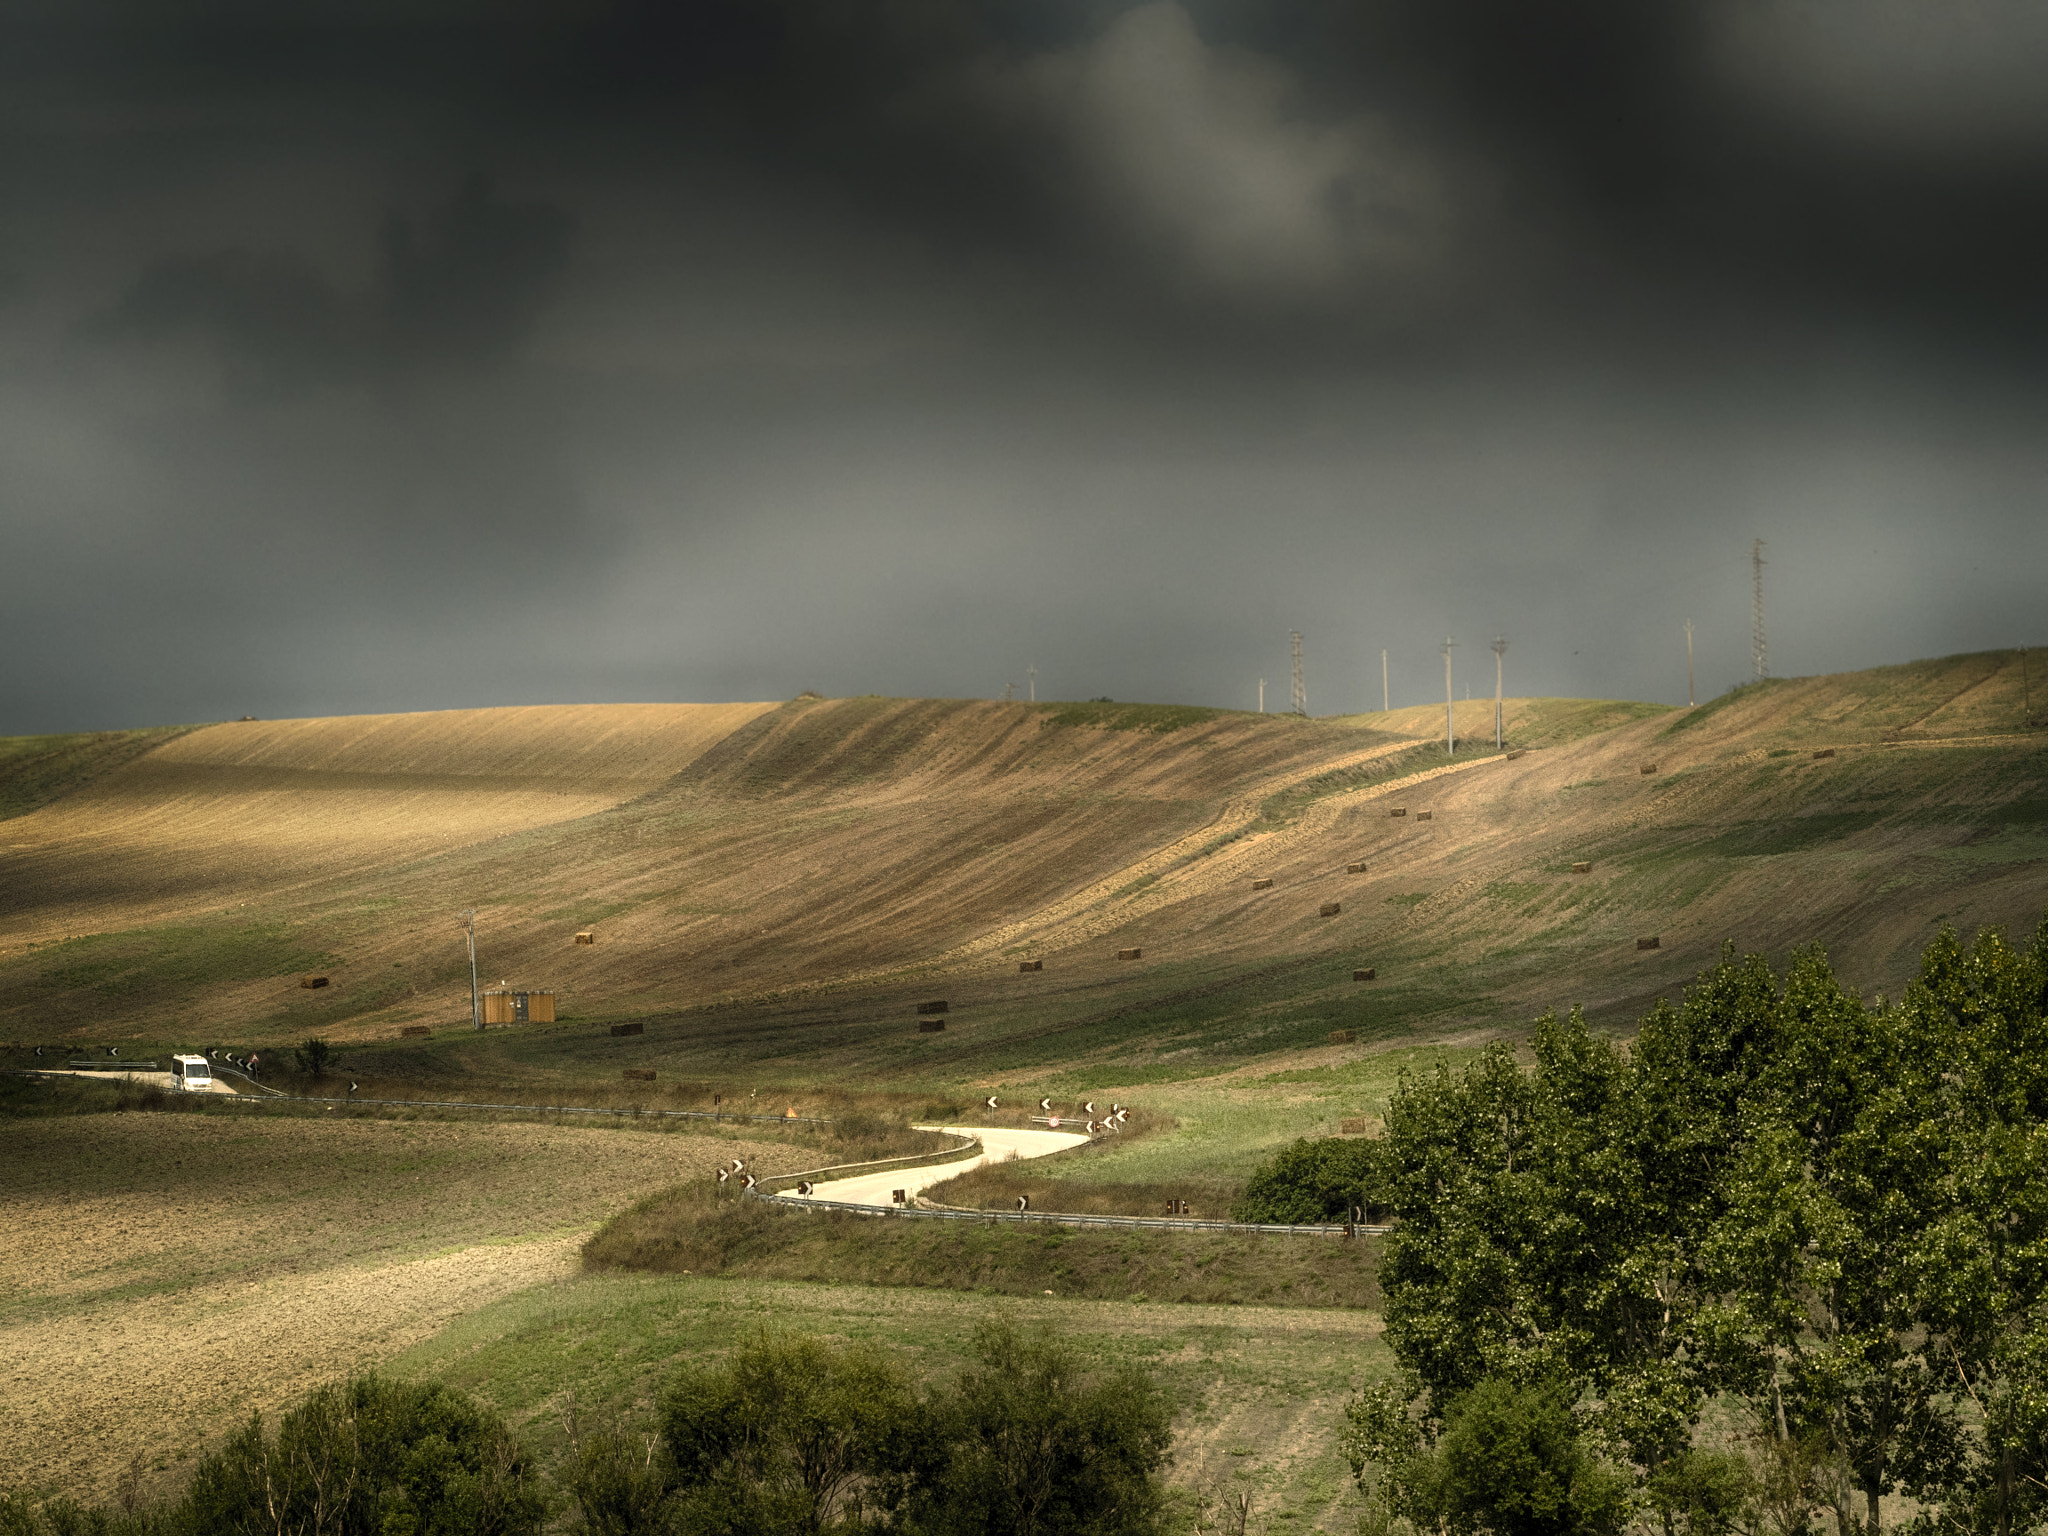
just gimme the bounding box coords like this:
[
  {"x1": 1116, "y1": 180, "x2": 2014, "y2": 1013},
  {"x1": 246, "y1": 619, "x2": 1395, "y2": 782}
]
[
  {"x1": 1, "y1": 657, "x2": 2043, "y2": 1050},
  {"x1": 0, "y1": 1109, "x2": 797, "y2": 1504},
  {"x1": 0, "y1": 702, "x2": 777, "y2": 944}
]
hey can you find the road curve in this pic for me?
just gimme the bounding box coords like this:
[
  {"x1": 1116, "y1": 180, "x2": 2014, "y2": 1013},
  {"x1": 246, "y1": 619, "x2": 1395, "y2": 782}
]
[{"x1": 783, "y1": 1123, "x2": 1089, "y2": 1209}]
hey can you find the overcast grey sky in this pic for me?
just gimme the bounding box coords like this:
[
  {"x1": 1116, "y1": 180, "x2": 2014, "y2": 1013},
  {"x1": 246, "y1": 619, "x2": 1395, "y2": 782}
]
[{"x1": 2, "y1": 0, "x2": 2043, "y2": 734}]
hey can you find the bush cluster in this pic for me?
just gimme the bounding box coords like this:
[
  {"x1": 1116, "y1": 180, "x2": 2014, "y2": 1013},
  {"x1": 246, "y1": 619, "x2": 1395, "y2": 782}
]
[{"x1": 2, "y1": 1327, "x2": 1172, "y2": 1536}]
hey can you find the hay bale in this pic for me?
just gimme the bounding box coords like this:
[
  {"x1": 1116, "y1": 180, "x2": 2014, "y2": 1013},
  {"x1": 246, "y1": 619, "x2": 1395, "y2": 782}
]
[
  {"x1": 1251, "y1": 878, "x2": 1273, "y2": 890},
  {"x1": 1346, "y1": 861, "x2": 1367, "y2": 873},
  {"x1": 1416, "y1": 810, "x2": 1433, "y2": 822},
  {"x1": 1389, "y1": 807, "x2": 1406, "y2": 817},
  {"x1": 918, "y1": 1019, "x2": 946, "y2": 1033},
  {"x1": 917, "y1": 1000, "x2": 949, "y2": 1016},
  {"x1": 401, "y1": 1025, "x2": 430, "y2": 1038},
  {"x1": 1506, "y1": 749, "x2": 1525, "y2": 760},
  {"x1": 609, "y1": 1022, "x2": 644, "y2": 1038},
  {"x1": 1329, "y1": 1029, "x2": 1357, "y2": 1045},
  {"x1": 574, "y1": 931, "x2": 595, "y2": 945},
  {"x1": 1320, "y1": 902, "x2": 1342, "y2": 917},
  {"x1": 299, "y1": 975, "x2": 329, "y2": 989},
  {"x1": 1637, "y1": 936, "x2": 1661, "y2": 951},
  {"x1": 1572, "y1": 861, "x2": 1592, "y2": 874},
  {"x1": 1339, "y1": 1116, "x2": 1373, "y2": 1134},
  {"x1": 623, "y1": 1067, "x2": 656, "y2": 1081},
  {"x1": 1814, "y1": 748, "x2": 1835, "y2": 760},
  {"x1": 1118, "y1": 947, "x2": 1143, "y2": 961},
  {"x1": 1640, "y1": 763, "x2": 1659, "y2": 775},
  {"x1": 1018, "y1": 960, "x2": 1043, "y2": 972},
  {"x1": 1353, "y1": 967, "x2": 1377, "y2": 981}
]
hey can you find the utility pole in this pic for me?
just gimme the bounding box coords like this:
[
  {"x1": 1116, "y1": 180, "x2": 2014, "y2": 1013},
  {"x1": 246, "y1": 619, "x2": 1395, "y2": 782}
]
[
  {"x1": 1027, "y1": 663, "x2": 1037, "y2": 703},
  {"x1": 1258, "y1": 678, "x2": 1265, "y2": 714},
  {"x1": 1441, "y1": 637, "x2": 1457, "y2": 755},
  {"x1": 1685, "y1": 620, "x2": 1695, "y2": 707},
  {"x1": 1002, "y1": 681, "x2": 1014, "y2": 701},
  {"x1": 1491, "y1": 635, "x2": 1508, "y2": 750},
  {"x1": 1381, "y1": 649, "x2": 1389, "y2": 712},
  {"x1": 1290, "y1": 631, "x2": 1307, "y2": 716},
  {"x1": 463, "y1": 909, "x2": 480, "y2": 1032},
  {"x1": 2023, "y1": 645, "x2": 2032, "y2": 722},
  {"x1": 1752, "y1": 539, "x2": 1769, "y2": 682}
]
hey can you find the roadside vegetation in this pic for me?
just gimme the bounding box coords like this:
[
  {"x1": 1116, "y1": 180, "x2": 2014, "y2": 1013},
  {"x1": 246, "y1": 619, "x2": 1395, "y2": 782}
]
[{"x1": 583, "y1": 1177, "x2": 1381, "y2": 1310}]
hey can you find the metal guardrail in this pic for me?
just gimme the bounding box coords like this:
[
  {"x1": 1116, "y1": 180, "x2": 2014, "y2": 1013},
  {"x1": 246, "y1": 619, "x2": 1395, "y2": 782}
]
[{"x1": 756, "y1": 1188, "x2": 1390, "y2": 1237}]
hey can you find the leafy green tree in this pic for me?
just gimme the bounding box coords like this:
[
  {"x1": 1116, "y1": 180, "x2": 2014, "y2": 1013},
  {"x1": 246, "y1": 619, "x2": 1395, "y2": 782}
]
[
  {"x1": 658, "y1": 1332, "x2": 936, "y2": 1534},
  {"x1": 1231, "y1": 1135, "x2": 1382, "y2": 1224},
  {"x1": 294, "y1": 1037, "x2": 335, "y2": 1077},
  {"x1": 179, "y1": 1374, "x2": 547, "y2": 1535},
  {"x1": 928, "y1": 1323, "x2": 1173, "y2": 1536},
  {"x1": 1345, "y1": 1374, "x2": 1632, "y2": 1536},
  {"x1": 1364, "y1": 921, "x2": 2048, "y2": 1536}
]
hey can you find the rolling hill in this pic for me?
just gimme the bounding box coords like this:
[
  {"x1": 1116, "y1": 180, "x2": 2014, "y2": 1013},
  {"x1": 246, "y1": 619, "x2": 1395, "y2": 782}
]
[{"x1": 1, "y1": 653, "x2": 2042, "y2": 1079}]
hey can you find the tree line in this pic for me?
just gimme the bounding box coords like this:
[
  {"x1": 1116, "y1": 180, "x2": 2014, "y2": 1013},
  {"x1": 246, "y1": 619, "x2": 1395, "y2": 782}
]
[
  {"x1": 1238, "y1": 919, "x2": 2048, "y2": 1536},
  {"x1": 0, "y1": 1325, "x2": 1173, "y2": 1536}
]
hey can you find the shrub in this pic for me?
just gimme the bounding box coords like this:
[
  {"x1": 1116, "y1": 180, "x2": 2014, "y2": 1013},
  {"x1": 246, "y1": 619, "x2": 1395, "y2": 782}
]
[
  {"x1": 1230, "y1": 1135, "x2": 1382, "y2": 1224},
  {"x1": 928, "y1": 1322, "x2": 1173, "y2": 1536},
  {"x1": 293, "y1": 1037, "x2": 335, "y2": 1077}
]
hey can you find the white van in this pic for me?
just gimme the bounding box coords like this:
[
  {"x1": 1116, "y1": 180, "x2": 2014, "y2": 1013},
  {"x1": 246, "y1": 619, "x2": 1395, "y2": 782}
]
[{"x1": 169, "y1": 1054, "x2": 213, "y2": 1092}]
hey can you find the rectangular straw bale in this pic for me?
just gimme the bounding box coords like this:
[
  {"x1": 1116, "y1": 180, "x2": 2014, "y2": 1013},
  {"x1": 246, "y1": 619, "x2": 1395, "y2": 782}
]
[
  {"x1": 400, "y1": 1025, "x2": 431, "y2": 1038},
  {"x1": 1814, "y1": 748, "x2": 1835, "y2": 759},
  {"x1": 917, "y1": 1000, "x2": 949, "y2": 1015},
  {"x1": 1320, "y1": 902, "x2": 1342, "y2": 917},
  {"x1": 299, "y1": 975, "x2": 329, "y2": 989},
  {"x1": 1346, "y1": 861, "x2": 1367, "y2": 873},
  {"x1": 622, "y1": 1067, "x2": 656, "y2": 1081},
  {"x1": 1339, "y1": 1116, "x2": 1373, "y2": 1134},
  {"x1": 1389, "y1": 807, "x2": 1406, "y2": 817},
  {"x1": 1506, "y1": 749, "x2": 1525, "y2": 760},
  {"x1": 1329, "y1": 1029, "x2": 1357, "y2": 1045},
  {"x1": 609, "y1": 1022, "x2": 644, "y2": 1037},
  {"x1": 1572, "y1": 861, "x2": 1592, "y2": 874},
  {"x1": 574, "y1": 931, "x2": 595, "y2": 945},
  {"x1": 1118, "y1": 947, "x2": 1143, "y2": 961},
  {"x1": 1640, "y1": 763, "x2": 1658, "y2": 775},
  {"x1": 1018, "y1": 960, "x2": 1042, "y2": 972},
  {"x1": 1637, "y1": 936, "x2": 1661, "y2": 951},
  {"x1": 1251, "y1": 878, "x2": 1273, "y2": 890},
  {"x1": 918, "y1": 1019, "x2": 946, "y2": 1033},
  {"x1": 1354, "y1": 967, "x2": 1377, "y2": 981},
  {"x1": 1416, "y1": 811, "x2": 1433, "y2": 821}
]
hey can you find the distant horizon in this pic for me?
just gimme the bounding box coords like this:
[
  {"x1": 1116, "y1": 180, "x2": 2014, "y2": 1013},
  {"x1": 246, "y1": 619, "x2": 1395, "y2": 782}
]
[{"x1": 15, "y1": 639, "x2": 2046, "y2": 740}]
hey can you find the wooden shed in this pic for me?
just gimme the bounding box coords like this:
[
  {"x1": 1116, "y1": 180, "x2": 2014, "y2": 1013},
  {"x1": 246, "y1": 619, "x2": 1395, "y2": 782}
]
[{"x1": 481, "y1": 989, "x2": 556, "y2": 1025}]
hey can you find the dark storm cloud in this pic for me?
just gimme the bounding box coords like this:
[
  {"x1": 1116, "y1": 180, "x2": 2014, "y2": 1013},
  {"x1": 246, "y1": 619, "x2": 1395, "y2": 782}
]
[
  {"x1": 78, "y1": 179, "x2": 573, "y2": 391},
  {"x1": 2, "y1": 2, "x2": 2045, "y2": 734}
]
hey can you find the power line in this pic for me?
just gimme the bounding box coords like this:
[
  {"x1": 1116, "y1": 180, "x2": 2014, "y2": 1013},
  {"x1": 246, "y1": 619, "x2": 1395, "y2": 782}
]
[
  {"x1": 1441, "y1": 637, "x2": 1457, "y2": 755},
  {"x1": 1752, "y1": 539, "x2": 1769, "y2": 682},
  {"x1": 1491, "y1": 635, "x2": 1508, "y2": 750},
  {"x1": 462, "y1": 909, "x2": 480, "y2": 1032}
]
